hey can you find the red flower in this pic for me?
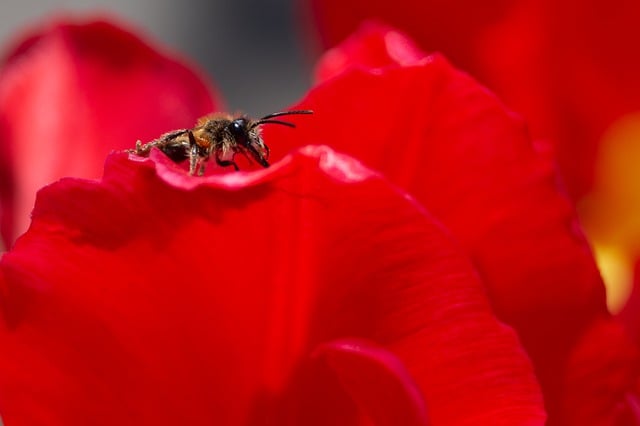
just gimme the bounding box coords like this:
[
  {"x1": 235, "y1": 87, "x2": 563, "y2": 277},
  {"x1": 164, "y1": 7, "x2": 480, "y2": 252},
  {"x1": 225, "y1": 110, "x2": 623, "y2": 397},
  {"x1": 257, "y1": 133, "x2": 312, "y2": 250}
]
[
  {"x1": 0, "y1": 18, "x2": 636, "y2": 425},
  {"x1": 0, "y1": 17, "x2": 221, "y2": 248}
]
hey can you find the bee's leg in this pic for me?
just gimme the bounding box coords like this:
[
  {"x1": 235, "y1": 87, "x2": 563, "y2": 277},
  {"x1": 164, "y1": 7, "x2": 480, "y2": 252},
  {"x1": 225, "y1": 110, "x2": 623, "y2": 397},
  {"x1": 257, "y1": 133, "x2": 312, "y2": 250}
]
[
  {"x1": 197, "y1": 158, "x2": 209, "y2": 176},
  {"x1": 215, "y1": 152, "x2": 239, "y2": 171},
  {"x1": 126, "y1": 140, "x2": 153, "y2": 155},
  {"x1": 187, "y1": 131, "x2": 199, "y2": 175}
]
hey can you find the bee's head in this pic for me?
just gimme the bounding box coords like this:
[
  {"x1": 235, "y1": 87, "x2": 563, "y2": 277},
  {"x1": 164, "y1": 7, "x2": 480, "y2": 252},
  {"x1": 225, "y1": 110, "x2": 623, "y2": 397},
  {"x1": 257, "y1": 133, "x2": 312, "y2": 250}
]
[
  {"x1": 227, "y1": 117, "x2": 269, "y2": 167},
  {"x1": 228, "y1": 110, "x2": 313, "y2": 168}
]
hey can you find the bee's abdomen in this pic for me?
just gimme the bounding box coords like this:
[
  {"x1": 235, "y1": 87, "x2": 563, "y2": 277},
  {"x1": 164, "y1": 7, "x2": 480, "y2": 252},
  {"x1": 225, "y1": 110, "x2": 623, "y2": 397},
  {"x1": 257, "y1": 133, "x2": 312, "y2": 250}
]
[{"x1": 160, "y1": 144, "x2": 189, "y2": 163}]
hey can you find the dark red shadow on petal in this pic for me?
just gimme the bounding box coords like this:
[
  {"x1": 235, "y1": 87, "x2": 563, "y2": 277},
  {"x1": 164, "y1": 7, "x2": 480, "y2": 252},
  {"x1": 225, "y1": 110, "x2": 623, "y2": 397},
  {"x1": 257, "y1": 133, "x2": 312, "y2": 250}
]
[{"x1": 315, "y1": 339, "x2": 429, "y2": 426}]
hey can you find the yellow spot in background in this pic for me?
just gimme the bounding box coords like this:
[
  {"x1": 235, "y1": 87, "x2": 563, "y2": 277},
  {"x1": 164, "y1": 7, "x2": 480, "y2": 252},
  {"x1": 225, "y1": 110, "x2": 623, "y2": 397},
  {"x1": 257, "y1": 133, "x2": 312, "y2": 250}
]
[
  {"x1": 591, "y1": 243, "x2": 633, "y2": 313},
  {"x1": 580, "y1": 113, "x2": 640, "y2": 313}
]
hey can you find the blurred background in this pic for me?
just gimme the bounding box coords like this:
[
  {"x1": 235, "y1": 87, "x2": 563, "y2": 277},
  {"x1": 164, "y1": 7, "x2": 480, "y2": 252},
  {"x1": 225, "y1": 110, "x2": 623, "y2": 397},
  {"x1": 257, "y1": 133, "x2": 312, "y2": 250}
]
[{"x1": 0, "y1": 0, "x2": 314, "y2": 116}]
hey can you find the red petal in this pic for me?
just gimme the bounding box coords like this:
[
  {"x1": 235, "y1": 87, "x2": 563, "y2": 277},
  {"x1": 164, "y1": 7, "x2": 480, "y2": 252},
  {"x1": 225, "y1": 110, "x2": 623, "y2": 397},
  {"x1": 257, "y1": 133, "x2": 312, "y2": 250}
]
[
  {"x1": 0, "y1": 17, "x2": 220, "y2": 247},
  {"x1": 0, "y1": 148, "x2": 545, "y2": 425},
  {"x1": 265, "y1": 24, "x2": 627, "y2": 419}
]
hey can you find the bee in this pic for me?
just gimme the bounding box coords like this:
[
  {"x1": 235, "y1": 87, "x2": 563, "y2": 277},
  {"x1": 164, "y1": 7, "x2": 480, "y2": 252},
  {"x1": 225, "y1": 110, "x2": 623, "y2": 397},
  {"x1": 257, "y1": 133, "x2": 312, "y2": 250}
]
[{"x1": 128, "y1": 109, "x2": 313, "y2": 175}]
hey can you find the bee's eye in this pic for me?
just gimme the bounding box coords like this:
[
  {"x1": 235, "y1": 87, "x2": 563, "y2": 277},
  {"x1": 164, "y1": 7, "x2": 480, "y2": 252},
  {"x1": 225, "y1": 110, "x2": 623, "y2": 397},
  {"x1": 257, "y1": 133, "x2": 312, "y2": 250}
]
[
  {"x1": 229, "y1": 119, "x2": 245, "y2": 137},
  {"x1": 229, "y1": 119, "x2": 249, "y2": 145},
  {"x1": 230, "y1": 121, "x2": 242, "y2": 135}
]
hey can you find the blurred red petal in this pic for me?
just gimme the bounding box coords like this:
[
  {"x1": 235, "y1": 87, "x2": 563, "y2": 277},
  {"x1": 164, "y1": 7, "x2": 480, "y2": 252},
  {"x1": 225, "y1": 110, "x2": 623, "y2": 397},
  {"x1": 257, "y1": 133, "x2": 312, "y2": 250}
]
[
  {"x1": 0, "y1": 148, "x2": 545, "y2": 425},
  {"x1": 265, "y1": 24, "x2": 632, "y2": 421},
  {"x1": 0, "y1": 17, "x2": 220, "y2": 247},
  {"x1": 308, "y1": 0, "x2": 509, "y2": 73},
  {"x1": 474, "y1": 0, "x2": 640, "y2": 199},
  {"x1": 561, "y1": 319, "x2": 640, "y2": 425},
  {"x1": 309, "y1": 0, "x2": 640, "y2": 200}
]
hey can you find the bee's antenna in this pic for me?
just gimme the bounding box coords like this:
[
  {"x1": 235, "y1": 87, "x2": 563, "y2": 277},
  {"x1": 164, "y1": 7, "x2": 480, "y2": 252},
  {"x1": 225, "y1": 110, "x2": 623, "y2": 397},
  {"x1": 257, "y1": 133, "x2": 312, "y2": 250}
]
[
  {"x1": 252, "y1": 119, "x2": 297, "y2": 129},
  {"x1": 259, "y1": 110, "x2": 313, "y2": 120}
]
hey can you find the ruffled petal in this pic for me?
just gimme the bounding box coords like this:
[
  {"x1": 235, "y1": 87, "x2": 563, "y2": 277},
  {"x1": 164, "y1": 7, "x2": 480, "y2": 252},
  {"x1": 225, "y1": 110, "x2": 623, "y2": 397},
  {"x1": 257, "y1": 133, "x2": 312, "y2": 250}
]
[
  {"x1": 0, "y1": 147, "x2": 544, "y2": 425},
  {"x1": 0, "y1": 17, "x2": 220, "y2": 247}
]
